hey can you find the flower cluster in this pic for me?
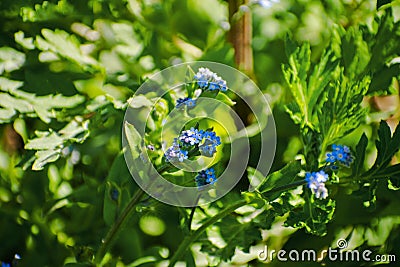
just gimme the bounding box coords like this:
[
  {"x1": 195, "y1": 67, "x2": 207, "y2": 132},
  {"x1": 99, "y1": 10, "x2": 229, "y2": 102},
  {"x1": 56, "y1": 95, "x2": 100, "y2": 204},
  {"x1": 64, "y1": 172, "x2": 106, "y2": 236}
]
[
  {"x1": 194, "y1": 67, "x2": 228, "y2": 92},
  {"x1": 199, "y1": 131, "x2": 221, "y2": 157},
  {"x1": 326, "y1": 144, "x2": 353, "y2": 167},
  {"x1": 179, "y1": 128, "x2": 204, "y2": 146},
  {"x1": 305, "y1": 144, "x2": 354, "y2": 199},
  {"x1": 164, "y1": 128, "x2": 221, "y2": 162},
  {"x1": 164, "y1": 139, "x2": 188, "y2": 162},
  {"x1": 195, "y1": 168, "x2": 217, "y2": 187},
  {"x1": 175, "y1": 67, "x2": 228, "y2": 110},
  {"x1": 176, "y1": 97, "x2": 196, "y2": 109},
  {"x1": 305, "y1": 170, "x2": 329, "y2": 199}
]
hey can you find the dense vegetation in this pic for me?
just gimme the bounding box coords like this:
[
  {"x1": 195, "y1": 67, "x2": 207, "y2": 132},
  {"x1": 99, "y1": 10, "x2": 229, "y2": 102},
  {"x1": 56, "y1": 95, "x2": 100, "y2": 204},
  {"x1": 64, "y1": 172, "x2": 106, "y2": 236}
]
[{"x1": 1, "y1": 0, "x2": 400, "y2": 266}]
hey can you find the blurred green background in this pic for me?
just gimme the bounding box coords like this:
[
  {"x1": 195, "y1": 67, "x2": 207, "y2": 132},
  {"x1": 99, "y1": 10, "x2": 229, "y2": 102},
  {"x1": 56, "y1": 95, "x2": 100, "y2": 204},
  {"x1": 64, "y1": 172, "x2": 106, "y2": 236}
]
[{"x1": 1, "y1": 0, "x2": 400, "y2": 266}]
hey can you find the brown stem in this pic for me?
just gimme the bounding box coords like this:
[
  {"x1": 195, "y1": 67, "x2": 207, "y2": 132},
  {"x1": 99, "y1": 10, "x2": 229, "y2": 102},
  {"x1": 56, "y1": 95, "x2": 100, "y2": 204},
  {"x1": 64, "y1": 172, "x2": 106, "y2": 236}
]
[{"x1": 228, "y1": 0, "x2": 255, "y2": 78}]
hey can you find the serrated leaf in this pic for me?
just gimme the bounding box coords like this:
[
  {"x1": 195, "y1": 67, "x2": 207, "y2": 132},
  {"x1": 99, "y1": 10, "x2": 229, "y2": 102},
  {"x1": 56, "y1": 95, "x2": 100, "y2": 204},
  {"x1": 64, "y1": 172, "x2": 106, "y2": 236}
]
[
  {"x1": 25, "y1": 132, "x2": 64, "y2": 150},
  {"x1": 15, "y1": 31, "x2": 35, "y2": 50},
  {"x1": 373, "y1": 121, "x2": 400, "y2": 168},
  {"x1": 282, "y1": 42, "x2": 339, "y2": 129},
  {"x1": 352, "y1": 133, "x2": 368, "y2": 177},
  {"x1": 36, "y1": 28, "x2": 100, "y2": 69},
  {"x1": 0, "y1": 108, "x2": 16, "y2": 122},
  {"x1": 257, "y1": 160, "x2": 301, "y2": 198},
  {"x1": 0, "y1": 93, "x2": 33, "y2": 113},
  {"x1": 369, "y1": 63, "x2": 400, "y2": 94},
  {"x1": 203, "y1": 215, "x2": 262, "y2": 262},
  {"x1": 318, "y1": 74, "x2": 369, "y2": 145},
  {"x1": 340, "y1": 26, "x2": 370, "y2": 79},
  {"x1": 0, "y1": 47, "x2": 25, "y2": 74},
  {"x1": 286, "y1": 194, "x2": 336, "y2": 236},
  {"x1": 0, "y1": 77, "x2": 24, "y2": 91},
  {"x1": 32, "y1": 149, "x2": 61, "y2": 170}
]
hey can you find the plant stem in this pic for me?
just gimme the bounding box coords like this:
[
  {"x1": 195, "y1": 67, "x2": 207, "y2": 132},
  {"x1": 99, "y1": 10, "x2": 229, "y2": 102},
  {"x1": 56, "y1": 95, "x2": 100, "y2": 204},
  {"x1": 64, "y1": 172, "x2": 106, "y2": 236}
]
[
  {"x1": 168, "y1": 179, "x2": 306, "y2": 266},
  {"x1": 168, "y1": 199, "x2": 246, "y2": 267},
  {"x1": 96, "y1": 163, "x2": 171, "y2": 264},
  {"x1": 259, "y1": 180, "x2": 306, "y2": 197},
  {"x1": 96, "y1": 186, "x2": 146, "y2": 263},
  {"x1": 228, "y1": 0, "x2": 255, "y2": 78},
  {"x1": 188, "y1": 194, "x2": 201, "y2": 231}
]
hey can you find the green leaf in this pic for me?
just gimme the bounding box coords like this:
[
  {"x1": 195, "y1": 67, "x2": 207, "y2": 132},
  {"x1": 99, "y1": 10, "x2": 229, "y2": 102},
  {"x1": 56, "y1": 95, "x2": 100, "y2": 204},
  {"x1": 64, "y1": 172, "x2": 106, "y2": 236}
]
[
  {"x1": 185, "y1": 65, "x2": 196, "y2": 98},
  {"x1": 103, "y1": 182, "x2": 120, "y2": 226},
  {"x1": 36, "y1": 28, "x2": 100, "y2": 70},
  {"x1": 32, "y1": 149, "x2": 61, "y2": 170},
  {"x1": 286, "y1": 193, "x2": 336, "y2": 236},
  {"x1": 25, "y1": 120, "x2": 89, "y2": 170},
  {"x1": 0, "y1": 47, "x2": 25, "y2": 74},
  {"x1": 282, "y1": 41, "x2": 339, "y2": 129},
  {"x1": 247, "y1": 166, "x2": 265, "y2": 190},
  {"x1": 350, "y1": 121, "x2": 400, "y2": 205},
  {"x1": 15, "y1": 31, "x2": 35, "y2": 50},
  {"x1": 0, "y1": 77, "x2": 24, "y2": 91},
  {"x1": 128, "y1": 95, "x2": 153, "y2": 108},
  {"x1": 372, "y1": 120, "x2": 400, "y2": 169},
  {"x1": 25, "y1": 131, "x2": 64, "y2": 150},
  {"x1": 124, "y1": 122, "x2": 143, "y2": 160},
  {"x1": 0, "y1": 108, "x2": 16, "y2": 123},
  {"x1": 215, "y1": 92, "x2": 236, "y2": 106},
  {"x1": 369, "y1": 63, "x2": 400, "y2": 94},
  {"x1": 257, "y1": 160, "x2": 302, "y2": 198},
  {"x1": 0, "y1": 77, "x2": 85, "y2": 123},
  {"x1": 318, "y1": 73, "x2": 369, "y2": 147},
  {"x1": 339, "y1": 26, "x2": 370, "y2": 79},
  {"x1": 201, "y1": 215, "x2": 262, "y2": 262},
  {"x1": 352, "y1": 133, "x2": 368, "y2": 177}
]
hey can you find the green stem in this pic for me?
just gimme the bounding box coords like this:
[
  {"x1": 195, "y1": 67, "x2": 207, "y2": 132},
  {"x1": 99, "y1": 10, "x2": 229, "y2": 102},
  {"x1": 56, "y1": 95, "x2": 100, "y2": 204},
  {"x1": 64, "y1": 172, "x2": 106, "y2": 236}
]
[
  {"x1": 188, "y1": 194, "x2": 201, "y2": 231},
  {"x1": 259, "y1": 180, "x2": 306, "y2": 197},
  {"x1": 96, "y1": 144, "x2": 210, "y2": 263},
  {"x1": 96, "y1": 186, "x2": 146, "y2": 263},
  {"x1": 168, "y1": 179, "x2": 306, "y2": 266},
  {"x1": 168, "y1": 199, "x2": 246, "y2": 267},
  {"x1": 95, "y1": 163, "x2": 171, "y2": 264}
]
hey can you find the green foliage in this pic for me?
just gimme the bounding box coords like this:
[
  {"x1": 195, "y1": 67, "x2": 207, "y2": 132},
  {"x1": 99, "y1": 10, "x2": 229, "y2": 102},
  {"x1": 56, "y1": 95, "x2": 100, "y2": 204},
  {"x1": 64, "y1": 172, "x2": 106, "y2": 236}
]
[
  {"x1": 283, "y1": 42, "x2": 339, "y2": 129},
  {"x1": 201, "y1": 215, "x2": 262, "y2": 262},
  {"x1": 348, "y1": 121, "x2": 400, "y2": 209},
  {"x1": 1, "y1": 0, "x2": 400, "y2": 266},
  {"x1": 257, "y1": 160, "x2": 302, "y2": 200}
]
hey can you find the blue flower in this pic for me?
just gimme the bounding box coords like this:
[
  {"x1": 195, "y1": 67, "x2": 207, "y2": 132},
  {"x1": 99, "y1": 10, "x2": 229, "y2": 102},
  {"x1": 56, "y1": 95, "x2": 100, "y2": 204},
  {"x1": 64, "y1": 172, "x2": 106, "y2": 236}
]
[
  {"x1": 325, "y1": 144, "x2": 353, "y2": 167},
  {"x1": 195, "y1": 168, "x2": 217, "y2": 187},
  {"x1": 199, "y1": 130, "x2": 221, "y2": 157},
  {"x1": 199, "y1": 145, "x2": 217, "y2": 157},
  {"x1": 208, "y1": 82, "x2": 218, "y2": 91},
  {"x1": 194, "y1": 67, "x2": 228, "y2": 91},
  {"x1": 164, "y1": 140, "x2": 188, "y2": 162},
  {"x1": 1, "y1": 263, "x2": 11, "y2": 267},
  {"x1": 179, "y1": 127, "x2": 202, "y2": 146},
  {"x1": 176, "y1": 97, "x2": 196, "y2": 109},
  {"x1": 305, "y1": 170, "x2": 329, "y2": 199}
]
